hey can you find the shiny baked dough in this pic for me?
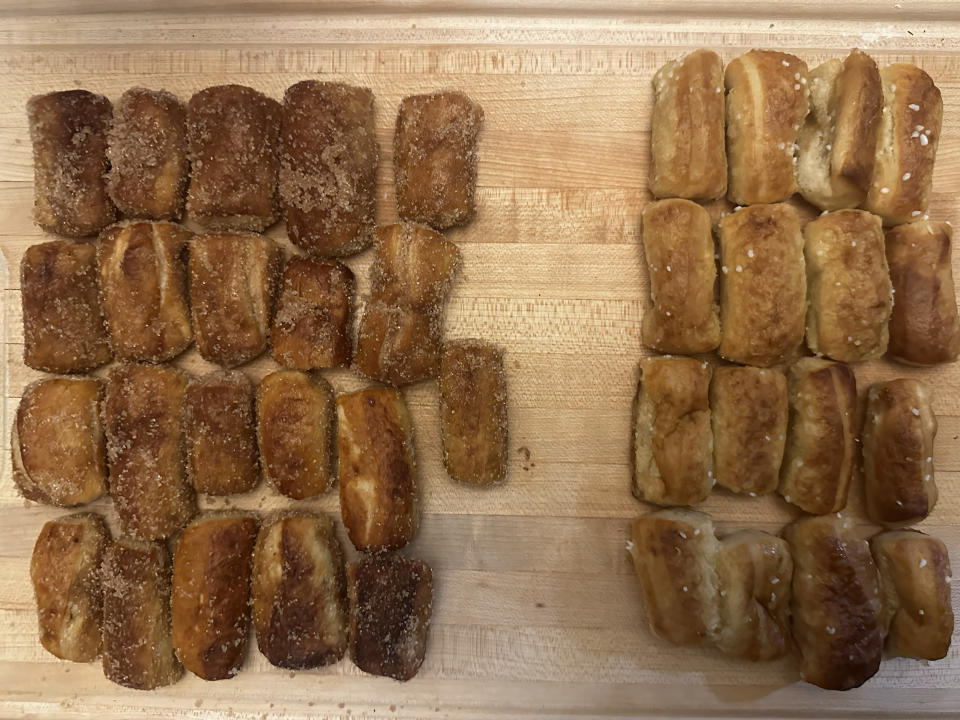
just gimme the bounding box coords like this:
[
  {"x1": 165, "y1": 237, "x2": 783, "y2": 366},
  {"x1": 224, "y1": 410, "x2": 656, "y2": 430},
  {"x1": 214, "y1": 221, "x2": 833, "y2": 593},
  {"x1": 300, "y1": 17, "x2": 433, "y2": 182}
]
[
  {"x1": 97, "y1": 220, "x2": 193, "y2": 362},
  {"x1": 439, "y1": 340, "x2": 508, "y2": 485},
  {"x1": 347, "y1": 554, "x2": 433, "y2": 681},
  {"x1": 862, "y1": 379, "x2": 937, "y2": 527},
  {"x1": 803, "y1": 209, "x2": 892, "y2": 362},
  {"x1": 633, "y1": 357, "x2": 713, "y2": 507},
  {"x1": 252, "y1": 513, "x2": 348, "y2": 669},
  {"x1": 189, "y1": 232, "x2": 282, "y2": 367},
  {"x1": 718, "y1": 204, "x2": 806, "y2": 367},
  {"x1": 641, "y1": 199, "x2": 720, "y2": 354},
  {"x1": 337, "y1": 387, "x2": 419, "y2": 552},
  {"x1": 104, "y1": 364, "x2": 196, "y2": 540},
  {"x1": 107, "y1": 87, "x2": 189, "y2": 220},
  {"x1": 187, "y1": 84, "x2": 281, "y2": 231},
  {"x1": 171, "y1": 514, "x2": 258, "y2": 681},
  {"x1": 370, "y1": 221, "x2": 462, "y2": 306},
  {"x1": 725, "y1": 50, "x2": 809, "y2": 205},
  {"x1": 710, "y1": 366, "x2": 787, "y2": 496},
  {"x1": 257, "y1": 370, "x2": 336, "y2": 500},
  {"x1": 628, "y1": 509, "x2": 719, "y2": 646},
  {"x1": 102, "y1": 538, "x2": 182, "y2": 690},
  {"x1": 870, "y1": 529, "x2": 953, "y2": 661},
  {"x1": 280, "y1": 81, "x2": 378, "y2": 256},
  {"x1": 183, "y1": 371, "x2": 259, "y2": 496},
  {"x1": 394, "y1": 90, "x2": 483, "y2": 230},
  {"x1": 30, "y1": 513, "x2": 109, "y2": 662},
  {"x1": 21, "y1": 239, "x2": 112, "y2": 373},
  {"x1": 885, "y1": 220, "x2": 960, "y2": 365},
  {"x1": 785, "y1": 514, "x2": 883, "y2": 691},
  {"x1": 650, "y1": 49, "x2": 727, "y2": 200},
  {"x1": 863, "y1": 64, "x2": 942, "y2": 225},
  {"x1": 270, "y1": 256, "x2": 355, "y2": 370},
  {"x1": 27, "y1": 90, "x2": 115, "y2": 237},
  {"x1": 797, "y1": 50, "x2": 882, "y2": 210},
  {"x1": 13, "y1": 377, "x2": 107, "y2": 506},
  {"x1": 779, "y1": 358, "x2": 857, "y2": 515}
]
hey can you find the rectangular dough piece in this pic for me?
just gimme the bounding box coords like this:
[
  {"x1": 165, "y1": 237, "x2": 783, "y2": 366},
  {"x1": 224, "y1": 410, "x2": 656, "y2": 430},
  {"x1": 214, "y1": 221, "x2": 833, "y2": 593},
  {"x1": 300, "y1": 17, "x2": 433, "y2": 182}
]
[
  {"x1": 885, "y1": 220, "x2": 960, "y2": 365},
  {"x1": 715, "y1": 530, "x2": 793, "y2": 661},
  {"x1": 30, "y1": 513, "x2": 109, "y2": 663},
  {"x1": 628, "y1": 509, "x2": 719, "y2": 646},
  {"x1": 718, "y1": 204, "x2": 806, "y2": 367},
  {"x1": 252, "y1": 512, "x2": 348, "y2": 669},
  {"x1": 725, "y1": 50, "x2": 809, "y2": 205},
  {"x1": 862, "y1": 379, "x2": 937, "y2": 527},
  {"x1": 394, "y1": 90, "x2": 483, "y2": 230},
  {"x1": 649, "y1": 49, "x2": 727, "y2": 200},
  {"x1": 97, "y1": 220, "x2": 193, "y2": 362},
  {"x1": 710, "y1": 366, "x2": 787, "y2": 496},
  {"x1": 633, "y1": 356, "x2": 713, "y2": 507},
  {"x1": 337, "y1": 387, "x2": 419, "y2": 552},
  {"x1": 641, "y1": 199, "x2": 720, "y2": 354},
  {"x1": 101, "y1": 538, "x2": 182, "y2": 690},
  {"x1": 270, "y1": 256, "x2": 355, "y2": 370},
  {"x1": 13, "y1": 377, "x2": 107, "y2": 507},
  {"x1": 187, "y1": 84, "x2": 281, "y2": 231},
  {"x1": 439, "y1": 340, "x2": 508, "y2": 485},
  {"x1": 863, "y1": 64, "x2": 943, "y2": 225},
  {"x1": 347, "y1": 554, "x2": 433, "y2": 681},
  {"x1": 189, "y1": 232, "x2": 282, "y2": 367},
  {"x1": 785, "y1": 514, "x2": 883, "y2": 691},
  {"x1": 107, "y1": 87, "x2": 189, "y2": 220},
  {"x1": 27, "y1": 89, "x2": 115, "y2": 237},
  {"x1": 104, "y1": 364, "x2": 196, "y2": 540},
  {"x1": 21, "y1": 239, "x2": 112, "y2": 373},
  {"x1": 183, "y1": 371, "x2": 259, "y2": 496},
  {"x1": 870, "y1": 529, "x2": 953, "y2": 661},
  {"x1": 171, "y1": 514, "x2": 258, "y2": 681},
  {"x1": 778, "y1": 358, "x2": 857, "y2": 515},
  {"x1": 257, "y1": 370, "x2": 336, "y2": 500},
  {"x1": 803, "y1": 209, "x2": 892, "y2": 362},
  {"x1": 797, "y1": 50, "x2": 883, "y2": 210},
  {"x1": 280, "y1": 81, "x2": 378, "y2": 256}
]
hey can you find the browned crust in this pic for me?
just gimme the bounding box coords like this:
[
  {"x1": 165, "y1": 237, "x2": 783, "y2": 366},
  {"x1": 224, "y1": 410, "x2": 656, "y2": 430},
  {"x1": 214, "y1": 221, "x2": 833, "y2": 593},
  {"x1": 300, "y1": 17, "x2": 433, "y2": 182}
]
[{"x1": 832, "y1": 50, "x2": 883, "y2": 191}]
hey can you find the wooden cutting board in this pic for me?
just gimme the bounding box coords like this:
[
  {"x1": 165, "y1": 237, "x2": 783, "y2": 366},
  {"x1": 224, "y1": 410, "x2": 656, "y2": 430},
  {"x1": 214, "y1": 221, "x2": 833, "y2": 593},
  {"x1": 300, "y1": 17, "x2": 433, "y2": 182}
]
[{"x1": 1, "y1": 3, "x2": 959, "y2": 718}]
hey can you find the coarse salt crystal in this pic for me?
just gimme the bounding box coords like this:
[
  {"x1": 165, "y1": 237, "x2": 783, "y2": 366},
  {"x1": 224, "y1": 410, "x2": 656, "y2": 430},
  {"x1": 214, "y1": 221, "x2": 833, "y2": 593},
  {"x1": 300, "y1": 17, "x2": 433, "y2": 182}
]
[
  {"x1": 902, "y1": 172, "x2": 911, "y2": 180},
  {"x1": 908, "y1": 103, "x2": 920, "y2": 111},
  {"x1": 920, "y1": 558, "x2": 928, "y2": 568},
  {"x1": 880, "y1": 187, "x2": 890, "y2": 194},
  {"x1": 920, "y1": 134, "x2": 929, "y2": 146}
]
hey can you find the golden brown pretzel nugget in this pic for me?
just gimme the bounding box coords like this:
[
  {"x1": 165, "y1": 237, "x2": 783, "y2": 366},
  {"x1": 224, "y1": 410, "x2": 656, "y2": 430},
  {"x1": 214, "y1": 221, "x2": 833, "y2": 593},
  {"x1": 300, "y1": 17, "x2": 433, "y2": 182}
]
[
  {"x1": 189, "y1": 232, "x2": 282, "y2": 367},
  {"x1": 862, "y1": 379, "x2": 937, "y2": 527},
  {"x1": 30, "y1": 513, "x2": 109, "y2": 662},
  {"x1": 27, "y1": 90, "x2": 115, "y2": 237},
  {"x1": 394, "y1": 90, "x2": 483, "y2": 230},
  {"x1": 105, "y1": 364, "x2": 196, "y2": 540},
  {"x1": 13, "y1": 377, "x2": 107, "y2": 506},
  {"x1": 271, "y1": 256, "x2": 355, "y2": 369},
  {"x1": 97, "y1": 221, "x2": 193, "y2": 362},
  {"x1": 337, "y1": 387, "x2": 418, "y2": 552},
  {"x1": 257, "y1": 370, "x2": 336, "y2": 500},
  {"x1": 183, "y1": 371, "x2": 259, "y2": 496},
  {"x1": 21, "y1": 239, "x2": 112, "y2": 373},
  {"x1": 252, "y1": 513, "x2": 348, "y2": 669},
  {"x1": 281, "y1": 81, "x2": 378, "y2": 256},
  {"x1": 187, "y1": 85, "x2": 281, "y2": 231},
  {"x1": 102, "y1": 539, "x2": 182, "y2": 690},
  {"x1": 107, "y1": 88, "x2": 189, "y2": 220},
  {"x1": 172, "y1": 514, "x2": 258, "y2": 681},
  {"x1": 650, "y1": 49, "x2": 727, "y2": 200},
  {"x1": 348, "y1": 554, "x2": 433, "y2": 681}
]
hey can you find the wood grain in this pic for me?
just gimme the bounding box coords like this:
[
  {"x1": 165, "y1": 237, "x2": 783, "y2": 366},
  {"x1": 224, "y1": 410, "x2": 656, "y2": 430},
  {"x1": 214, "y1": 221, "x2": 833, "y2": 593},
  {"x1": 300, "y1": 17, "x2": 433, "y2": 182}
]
[{"x1": 2, "y1": 5, "x2": 960, "y2": 719}]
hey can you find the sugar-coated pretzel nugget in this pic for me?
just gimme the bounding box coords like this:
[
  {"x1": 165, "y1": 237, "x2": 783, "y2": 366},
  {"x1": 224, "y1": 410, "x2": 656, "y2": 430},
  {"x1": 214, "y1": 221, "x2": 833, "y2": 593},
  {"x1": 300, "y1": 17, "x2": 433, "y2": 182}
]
[
  {"x1": 187, "y1": 85, "x2": 281, "y2": 231},
  {"x1": 107, "y1": 88, "x2": 189, "y2": 220},
  {"x1": 27, "y1": 90, "x2": 115, "y2": 237},
  {"x1": 21, "y1": 239, "x2": 112, "y2": 373},
  {"x1": 280, "y1": 81, "x2": 379, "y2": 256},
  {"x1": 394, "y1": 90, "x2": 483, "y2": 230}
]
